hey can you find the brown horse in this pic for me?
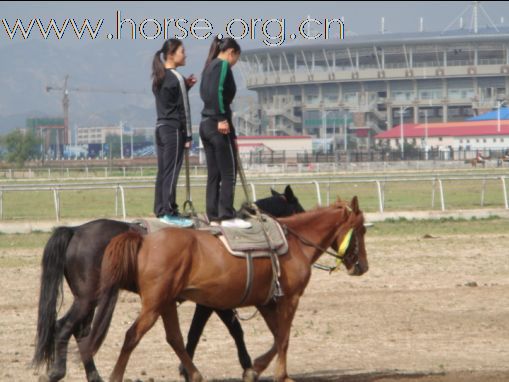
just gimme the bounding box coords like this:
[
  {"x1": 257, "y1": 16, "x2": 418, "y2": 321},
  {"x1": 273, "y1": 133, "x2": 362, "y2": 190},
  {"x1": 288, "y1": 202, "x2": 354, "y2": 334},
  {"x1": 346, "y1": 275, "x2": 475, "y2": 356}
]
[{"x1": 84, "y1": 197, "x2": 368, "y2": 382}]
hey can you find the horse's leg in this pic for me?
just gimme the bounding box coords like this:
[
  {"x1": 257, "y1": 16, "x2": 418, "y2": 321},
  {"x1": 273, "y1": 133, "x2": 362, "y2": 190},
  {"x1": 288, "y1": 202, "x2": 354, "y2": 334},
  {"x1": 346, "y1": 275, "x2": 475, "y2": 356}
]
[
  {"x1": 272, "y1": 296, "x2": 300, "y2": 382},
  {"x1": 215, "y1": 309, "x2": 257, "y2": 382},
  {"x1": 38, "y1": 310, "x2": 71, "y2": 382},
  {"x1": 43, "y1": 300, "x2": 94, "y2": 382},
  {"x1": 252, "y1": 302, "x2": 279, "y2": 376},
  {"x1": 73, "y1": 308, "x2": 103, "y2": 382},
  {"x1": 161, "y1": 302, "x2": 204, "y2": 382},
  {"x1": 186, "y1": 304, "x2": 214, "y2": 359},
  {"x1": 109, "y1": 307, "x2": 159, "y2": 382},
  {"x1": 179, "y1": 304, "x2": 213, "y2": 381}
]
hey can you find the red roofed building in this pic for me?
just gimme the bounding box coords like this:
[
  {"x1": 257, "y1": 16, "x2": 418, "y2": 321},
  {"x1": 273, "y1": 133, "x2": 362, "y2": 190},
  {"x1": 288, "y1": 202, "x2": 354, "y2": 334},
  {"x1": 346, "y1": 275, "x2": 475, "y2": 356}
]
[{"x1": 375, "y1": 120, "x2": 509, "y2": 151}]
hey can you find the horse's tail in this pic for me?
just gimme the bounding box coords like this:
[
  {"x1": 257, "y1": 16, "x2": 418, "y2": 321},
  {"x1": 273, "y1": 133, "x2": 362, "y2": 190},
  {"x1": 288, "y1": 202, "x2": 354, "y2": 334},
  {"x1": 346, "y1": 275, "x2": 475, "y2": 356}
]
[
  {"x1": 32, "y1": 226, "x2": 75, "y2": 369},
  {"x1": 84, "y1": 230, "x2": 143, "y2": 357}
]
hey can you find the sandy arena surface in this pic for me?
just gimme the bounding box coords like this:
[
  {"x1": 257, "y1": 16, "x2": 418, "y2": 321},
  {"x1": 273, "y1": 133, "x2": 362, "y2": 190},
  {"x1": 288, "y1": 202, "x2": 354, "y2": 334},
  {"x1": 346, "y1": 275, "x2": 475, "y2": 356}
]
[{"x1": 1, "y1": 233, "x2": 509, "y2": 382}]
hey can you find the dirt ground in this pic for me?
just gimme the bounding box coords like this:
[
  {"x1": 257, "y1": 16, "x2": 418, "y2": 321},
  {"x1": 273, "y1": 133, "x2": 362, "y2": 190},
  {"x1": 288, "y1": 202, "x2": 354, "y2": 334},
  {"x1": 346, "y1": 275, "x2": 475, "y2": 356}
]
[{"x1": 1, "y1": 232, "x2": 509, "y2": 382}]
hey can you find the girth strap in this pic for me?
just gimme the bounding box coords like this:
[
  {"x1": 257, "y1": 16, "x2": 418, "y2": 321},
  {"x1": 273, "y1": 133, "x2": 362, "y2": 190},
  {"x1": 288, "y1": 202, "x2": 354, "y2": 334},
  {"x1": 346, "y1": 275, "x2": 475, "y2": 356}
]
[{"x1": 238, "y1": 253, "x2": 254, "y2": 306}]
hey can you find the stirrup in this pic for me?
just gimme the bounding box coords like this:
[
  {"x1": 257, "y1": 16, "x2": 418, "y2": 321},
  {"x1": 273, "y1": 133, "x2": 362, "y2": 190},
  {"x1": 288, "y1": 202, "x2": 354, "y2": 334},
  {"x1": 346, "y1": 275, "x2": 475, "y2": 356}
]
[{"x1": 274, "y1": 280, "x2": 284, "y2": 298}]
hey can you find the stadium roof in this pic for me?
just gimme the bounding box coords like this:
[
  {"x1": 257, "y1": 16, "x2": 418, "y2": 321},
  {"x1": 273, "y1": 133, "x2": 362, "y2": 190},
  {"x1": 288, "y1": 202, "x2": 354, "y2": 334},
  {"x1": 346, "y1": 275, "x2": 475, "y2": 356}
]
[
  {"x1": 238, "y1": 135, "x2": 312, "y2": 139},
  {"x1": 243, "y1": 27, "x2": 509, "y2": 55},
  {"x1": 376, "y1": 120, "x2": 509, "y2": 139},
  {"x1": 467, "y1": 107, "x2": 509, "y2": 121}
]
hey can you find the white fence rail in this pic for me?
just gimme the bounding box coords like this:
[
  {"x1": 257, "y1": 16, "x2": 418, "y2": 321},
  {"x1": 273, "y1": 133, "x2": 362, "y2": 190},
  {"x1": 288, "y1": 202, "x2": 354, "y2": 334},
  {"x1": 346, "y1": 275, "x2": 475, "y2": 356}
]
[{"x1": 0, "y1": 175, "x2": 508, "y2": 221}]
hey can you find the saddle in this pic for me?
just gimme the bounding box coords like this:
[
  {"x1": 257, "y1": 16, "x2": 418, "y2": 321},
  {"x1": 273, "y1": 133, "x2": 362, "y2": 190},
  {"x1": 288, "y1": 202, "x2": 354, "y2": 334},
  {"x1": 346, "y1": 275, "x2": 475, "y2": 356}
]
[{"x1": 132, "y1": 214, "x2": 288, "y2": 305}]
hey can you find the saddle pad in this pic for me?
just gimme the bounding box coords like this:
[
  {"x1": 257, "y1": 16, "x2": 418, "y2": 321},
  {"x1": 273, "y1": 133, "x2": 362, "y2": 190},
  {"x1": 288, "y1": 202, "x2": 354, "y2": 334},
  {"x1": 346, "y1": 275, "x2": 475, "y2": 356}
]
[{"x1": 130, "y1": 214, "x2": 288, "y2": 258}]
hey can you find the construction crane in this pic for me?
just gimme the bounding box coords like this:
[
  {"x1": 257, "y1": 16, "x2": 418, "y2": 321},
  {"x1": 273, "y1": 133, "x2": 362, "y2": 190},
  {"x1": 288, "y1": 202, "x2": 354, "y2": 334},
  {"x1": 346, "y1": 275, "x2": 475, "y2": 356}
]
[{"x1": 45, "y1": 74, "x2": 147, "y2": 153}]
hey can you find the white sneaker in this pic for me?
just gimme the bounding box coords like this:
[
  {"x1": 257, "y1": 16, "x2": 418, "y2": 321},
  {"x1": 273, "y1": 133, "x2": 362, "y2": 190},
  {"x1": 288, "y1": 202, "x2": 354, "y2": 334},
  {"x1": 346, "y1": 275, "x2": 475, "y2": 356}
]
[
  {"x1": 210, "y1": 221, "x2": 220, "y2": 227},
  {"x1": 221, "y1": 218, "x2": 252, "y2": 229}
]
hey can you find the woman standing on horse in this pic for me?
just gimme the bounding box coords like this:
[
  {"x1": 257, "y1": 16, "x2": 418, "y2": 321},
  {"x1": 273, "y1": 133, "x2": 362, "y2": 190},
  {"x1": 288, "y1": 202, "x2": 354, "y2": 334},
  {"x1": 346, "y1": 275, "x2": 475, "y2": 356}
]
[
  {"x1": 200, "y1": 36, "x2": 251, "y2": 229},
  {"x1": 152, "y1": 39, "x2": 196, "y2": 227}
]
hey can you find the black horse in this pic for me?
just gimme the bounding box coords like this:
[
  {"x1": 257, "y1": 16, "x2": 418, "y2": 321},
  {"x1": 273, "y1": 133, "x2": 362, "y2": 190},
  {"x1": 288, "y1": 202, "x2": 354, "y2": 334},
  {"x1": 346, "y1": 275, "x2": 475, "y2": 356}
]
[{"x1": 33, "y1": 185, "x2": 304, "y2": 382}]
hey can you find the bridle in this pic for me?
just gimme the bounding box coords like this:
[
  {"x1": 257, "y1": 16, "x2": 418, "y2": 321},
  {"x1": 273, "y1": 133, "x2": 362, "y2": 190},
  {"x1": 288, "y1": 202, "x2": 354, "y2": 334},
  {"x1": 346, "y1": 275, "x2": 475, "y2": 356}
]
[{"x1": 282, "y1": 221, "x2": 361, "y2": 273}]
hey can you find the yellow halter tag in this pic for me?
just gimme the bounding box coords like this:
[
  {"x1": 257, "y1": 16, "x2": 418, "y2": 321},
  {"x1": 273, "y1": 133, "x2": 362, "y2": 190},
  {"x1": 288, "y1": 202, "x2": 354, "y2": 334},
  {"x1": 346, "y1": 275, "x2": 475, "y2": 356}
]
[
  {"x1": 339, "y1": 228, "x2": 354, "y2": 257},
  {"x1": 334, "y1": 228, "x2": 353, "y2": 271}
]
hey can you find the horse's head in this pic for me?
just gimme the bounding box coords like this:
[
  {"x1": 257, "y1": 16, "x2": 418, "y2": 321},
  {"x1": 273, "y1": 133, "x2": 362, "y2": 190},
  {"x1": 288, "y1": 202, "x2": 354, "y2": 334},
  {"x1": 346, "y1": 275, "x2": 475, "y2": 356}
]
[
  {"x1": 282, "y1": 185, "x2": 305, "y2": 214},
  {"x1": 331, "y1": 196, "x2": 369, "y2": 276},
  {"x1": 265, "y1": 185, "x2": 305, "y2": 216}
]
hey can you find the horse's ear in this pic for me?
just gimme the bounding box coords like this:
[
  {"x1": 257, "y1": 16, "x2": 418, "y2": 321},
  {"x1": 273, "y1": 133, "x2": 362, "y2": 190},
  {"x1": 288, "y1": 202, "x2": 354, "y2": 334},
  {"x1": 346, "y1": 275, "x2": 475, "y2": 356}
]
[
  {"x1": 284, "y1": 185, "x2": 295, "y2": 201},
  {"x1": 351, "y1": 196, "x2": 360, "y2": 214},
  {"x1": 270, "y1": 188, "x2": 280, "y2": 197}
]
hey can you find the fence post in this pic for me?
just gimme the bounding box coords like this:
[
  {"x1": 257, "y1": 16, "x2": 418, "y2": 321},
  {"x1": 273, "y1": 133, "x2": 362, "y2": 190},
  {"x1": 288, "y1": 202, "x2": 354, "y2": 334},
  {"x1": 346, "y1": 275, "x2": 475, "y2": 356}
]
[
  {"x1": 375, "y1": 180, "x2": 384, "y2": 213},
  {"x1": 115, "y1": 185, "x2": 119, "y2": 217},
  {"x1": 502, "y1": 177, "x2": 508, "y2": 209},
  {"x1": 119, "y1": 185, "x2": 126, "y2": 220},
  {"x1": 312, "y1": 181, "x2": 322, "y2": 206},
  {"x1": 52, "y1": 188, "x2": 60, "y2": 222},
  {"x1": 0, "y1": 190, "x2": 3, "y2": 219},
  {"x1": 249, "y1": 182, "x2": 257, "y2": 201},
  {"x1": 85, "y1": 167, "x2": 89, "y2": 177},
  {"x1": 105, "y1": 167, "x2": 108, "y2": 177},
  {"x1": 438, "y1": 179, "x2": 445, "y2": 211}
]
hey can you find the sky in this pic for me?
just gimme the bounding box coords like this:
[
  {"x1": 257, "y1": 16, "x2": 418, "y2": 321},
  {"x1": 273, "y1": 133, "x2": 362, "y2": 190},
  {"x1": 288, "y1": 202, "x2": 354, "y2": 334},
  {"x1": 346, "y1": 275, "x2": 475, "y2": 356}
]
[{"x1": 1, "y1": 1, "x2": 509, "y2": 131}]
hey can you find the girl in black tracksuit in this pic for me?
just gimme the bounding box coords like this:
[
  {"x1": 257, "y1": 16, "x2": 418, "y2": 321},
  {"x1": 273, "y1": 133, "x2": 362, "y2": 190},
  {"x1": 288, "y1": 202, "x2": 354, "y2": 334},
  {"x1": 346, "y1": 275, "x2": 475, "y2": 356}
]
[
  {"x1": 200, "y1": 37, "x2": 249, "y2": 228},
  {"x1": 152, "y1": 39, "x2": 196, "y2": 226}
]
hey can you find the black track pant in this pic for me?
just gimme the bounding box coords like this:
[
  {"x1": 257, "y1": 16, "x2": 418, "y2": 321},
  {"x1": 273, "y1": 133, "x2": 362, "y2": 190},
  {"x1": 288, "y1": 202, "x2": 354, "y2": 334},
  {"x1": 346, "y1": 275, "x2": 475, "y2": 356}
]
[
  {"x1": 154, "y1": 122, "x2": 185, "y2": 217},
  {"x1": 199, "y1": 117, "x2": 237, "y2": 221}
]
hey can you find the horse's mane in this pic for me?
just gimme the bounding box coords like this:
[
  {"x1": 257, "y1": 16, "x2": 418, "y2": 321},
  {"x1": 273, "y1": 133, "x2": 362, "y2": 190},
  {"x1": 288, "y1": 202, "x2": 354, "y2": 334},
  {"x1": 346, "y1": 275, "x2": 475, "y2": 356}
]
[{"x1": 276, "y1": 201, "x2": 349, "y2": 226}]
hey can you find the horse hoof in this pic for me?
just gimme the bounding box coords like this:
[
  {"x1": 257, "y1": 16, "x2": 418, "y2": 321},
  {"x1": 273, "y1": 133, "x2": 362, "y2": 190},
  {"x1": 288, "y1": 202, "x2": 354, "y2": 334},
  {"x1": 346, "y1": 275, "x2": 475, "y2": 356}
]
[
  {"x1": 191, "y1": 373, "x2": 206, "y2": 382},
  {"x1": 243, "y1": 368, "x2": 259, "y2": 382},
  {"x1": 87, "y1": 371, "x2": 104, "y2": 382},
  {"x1": 178, "y1": 363, "x2": 190, "y2": 382}
]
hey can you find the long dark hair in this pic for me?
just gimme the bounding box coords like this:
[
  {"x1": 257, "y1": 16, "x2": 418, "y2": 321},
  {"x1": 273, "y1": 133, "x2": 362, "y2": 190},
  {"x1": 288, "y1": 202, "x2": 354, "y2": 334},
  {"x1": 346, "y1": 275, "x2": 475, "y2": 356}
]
[
  {"x1": 203, "y1": 36, "x2": 241, "y2": 73},
  {"x1": 152, "y1": 38, "x2": 183, "y2": 94}
]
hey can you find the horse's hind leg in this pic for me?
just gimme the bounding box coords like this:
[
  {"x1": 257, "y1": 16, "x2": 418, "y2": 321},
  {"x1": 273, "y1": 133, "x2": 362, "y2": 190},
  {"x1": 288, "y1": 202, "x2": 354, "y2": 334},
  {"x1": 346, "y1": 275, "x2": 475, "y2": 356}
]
[
  {"x1": 73, "y1": 308, "x2": 103, "y2": 382},
  {"x1": 43, "y1": 300, "x2": 94, "y2": 382},
  {"x1": 186, "y1": 304, "x2": 214, "y2": 359},
  {"x1": 109, "y1": 306, "x2": 159, "y2": 382},
  {"x1": 161, "y1": 302, "x2": 204, "y2": 382},
  {"x1": 179, "y1": 304, "x2": 214, "y2": 380},
  {"x1": 215, "y1": 309, "x2": 257, "y2": 382}
]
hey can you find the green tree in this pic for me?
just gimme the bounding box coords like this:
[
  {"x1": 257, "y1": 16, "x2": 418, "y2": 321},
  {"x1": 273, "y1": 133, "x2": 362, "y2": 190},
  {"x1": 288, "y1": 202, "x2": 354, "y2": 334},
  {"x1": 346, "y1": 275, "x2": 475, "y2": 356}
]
[{"x1": 1, "y1": 129, "x2": 41, "y2": 167}]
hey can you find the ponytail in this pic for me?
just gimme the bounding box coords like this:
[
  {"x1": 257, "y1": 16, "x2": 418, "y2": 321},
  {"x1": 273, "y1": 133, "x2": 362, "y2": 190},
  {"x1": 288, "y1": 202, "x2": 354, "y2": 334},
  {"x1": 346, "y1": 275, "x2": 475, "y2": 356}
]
[
  {"x1": 203, "y1": 36, "x2": 241, "y2": 73},
  {"x1": 151, "y1": 39, "x2": 183, "y2": 94},
  {"x1": 203, "y1": 36, "x2": 222, "y2": 72}
]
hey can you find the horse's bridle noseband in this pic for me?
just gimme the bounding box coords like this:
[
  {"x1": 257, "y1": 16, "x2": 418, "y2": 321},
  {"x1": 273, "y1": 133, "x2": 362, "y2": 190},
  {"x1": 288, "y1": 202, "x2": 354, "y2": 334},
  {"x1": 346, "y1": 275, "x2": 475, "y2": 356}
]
[{"x1": 283, "y1": 223, "x2": 361, "y2": 272}]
